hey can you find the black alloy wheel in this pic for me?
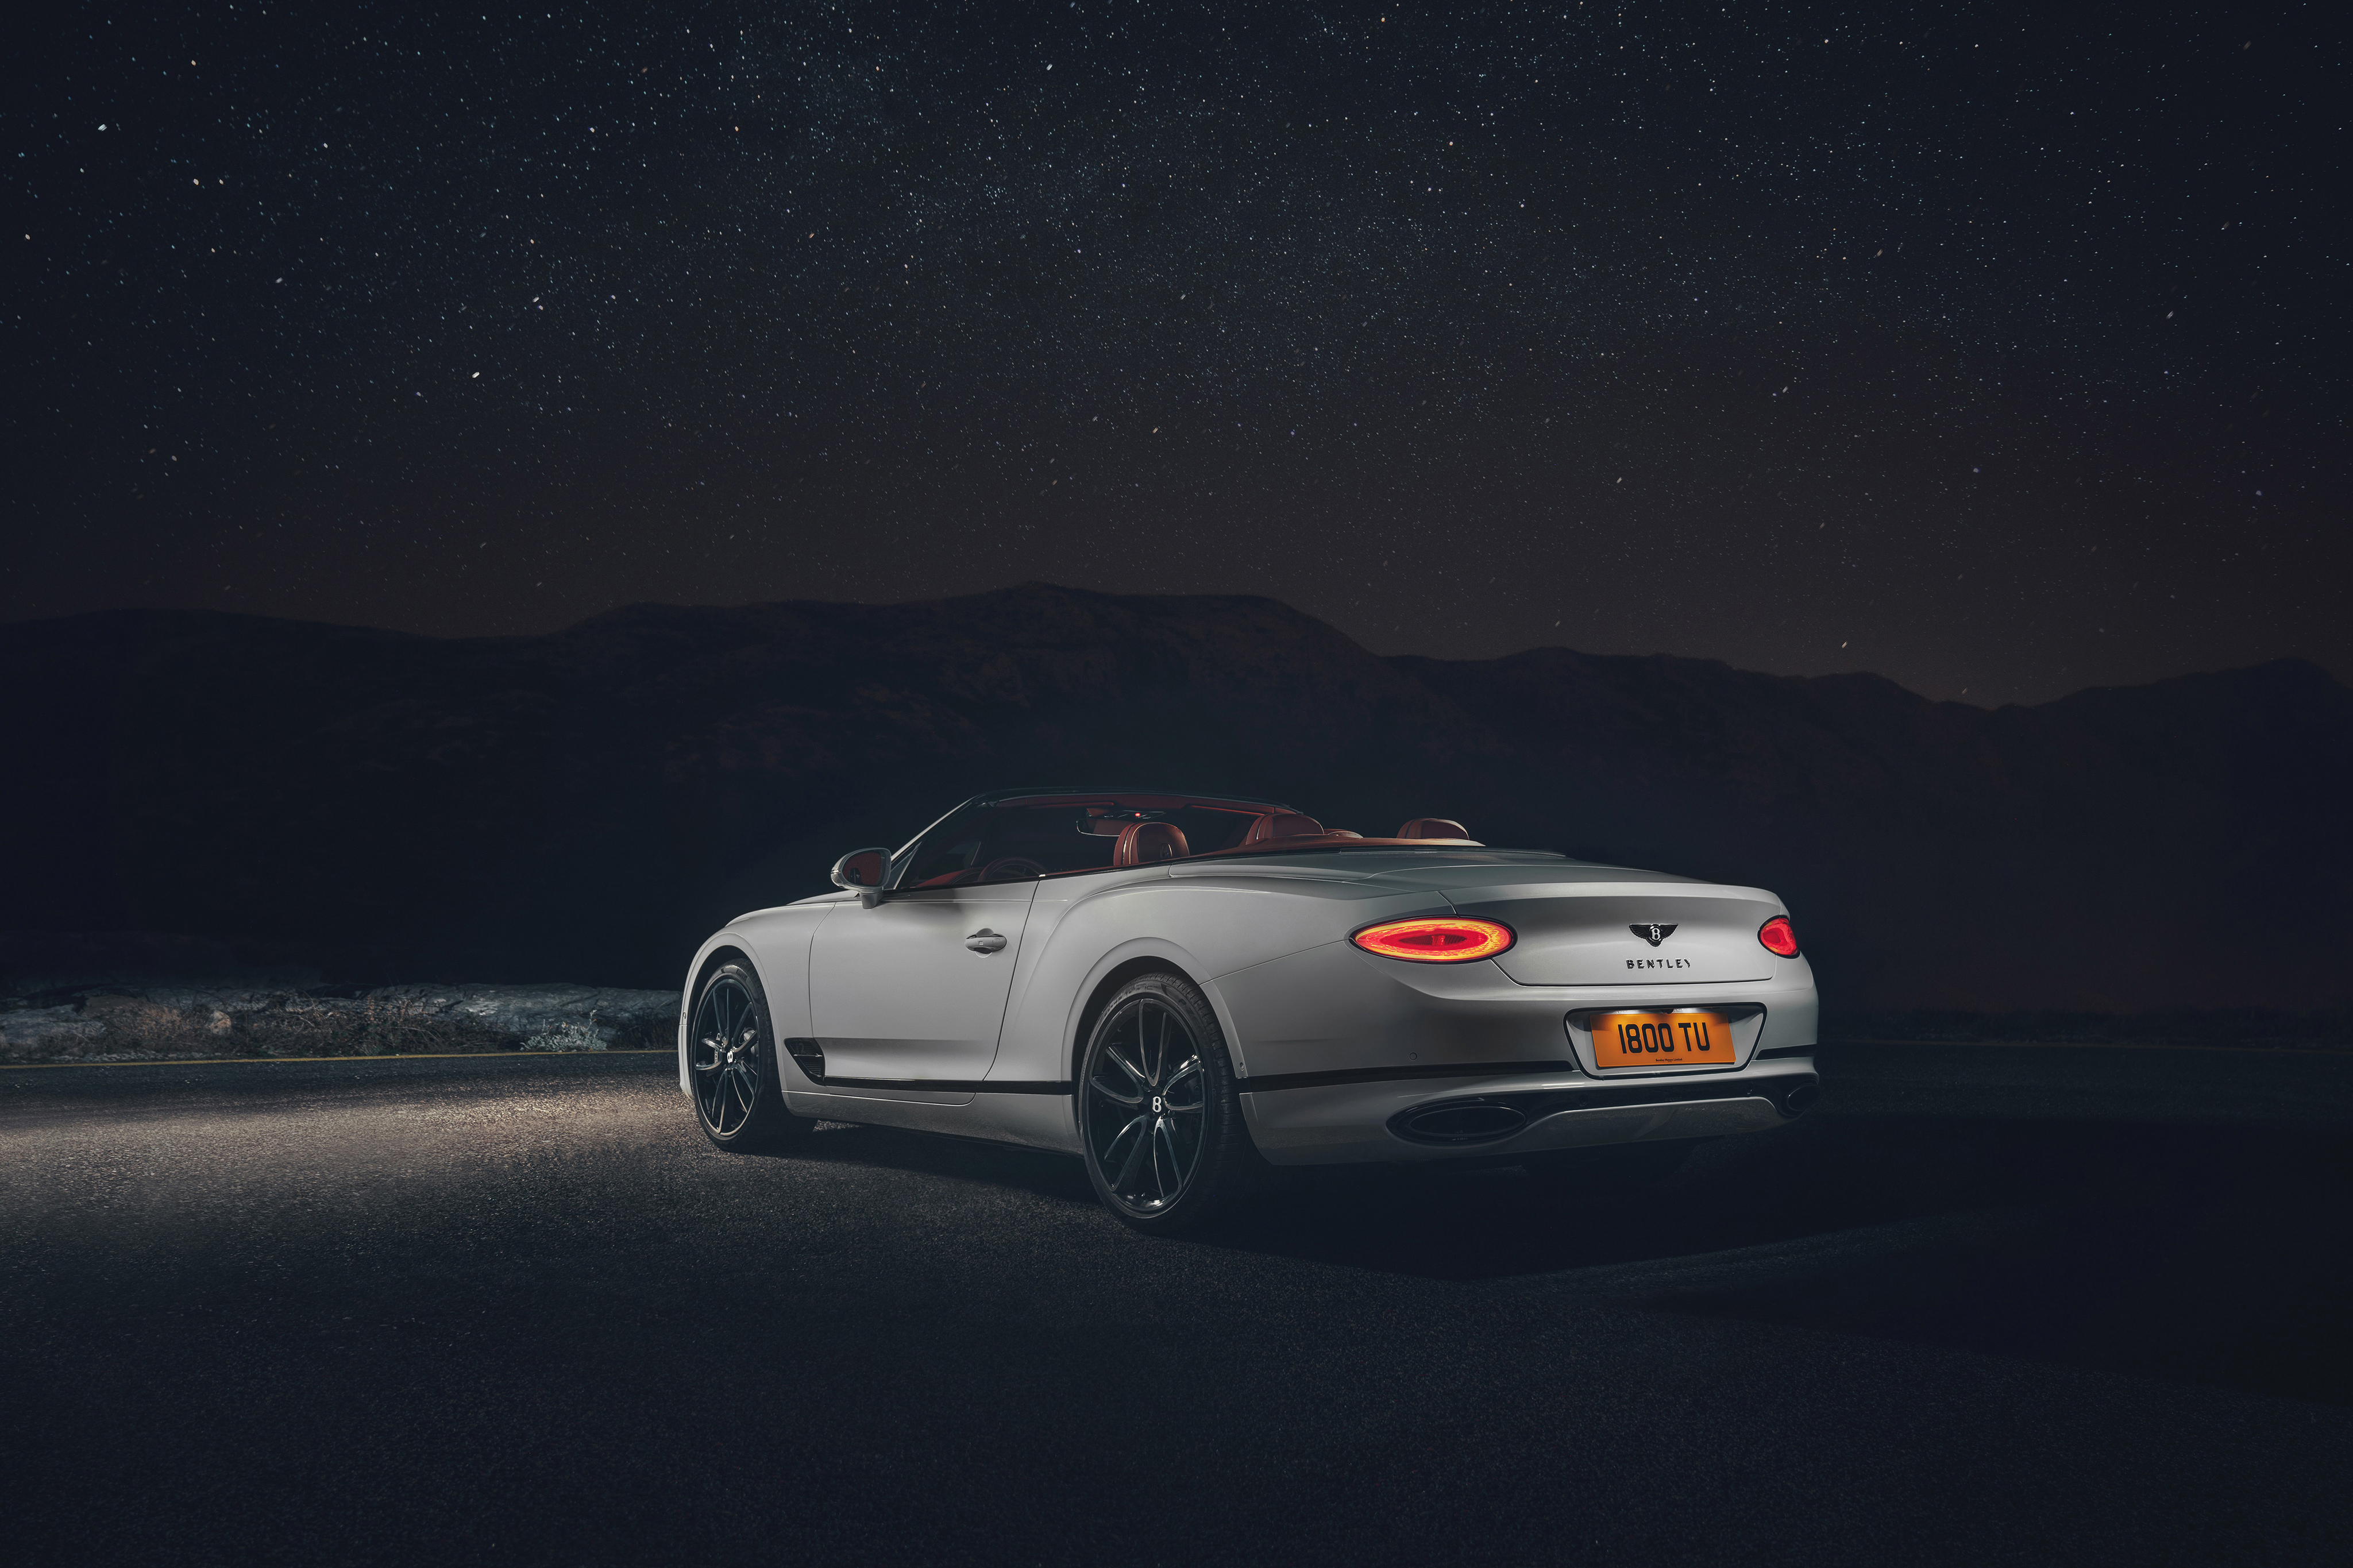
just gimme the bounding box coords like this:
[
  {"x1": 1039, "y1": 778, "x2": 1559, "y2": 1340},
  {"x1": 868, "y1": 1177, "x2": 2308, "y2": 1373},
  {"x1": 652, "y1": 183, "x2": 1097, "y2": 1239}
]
[
  {"x1": 1077, "y1": 972, "x2": 1255, "y2": 1232},
  {"x1": 689, "y1": 960, "x2": 809, "y2": 1152}
]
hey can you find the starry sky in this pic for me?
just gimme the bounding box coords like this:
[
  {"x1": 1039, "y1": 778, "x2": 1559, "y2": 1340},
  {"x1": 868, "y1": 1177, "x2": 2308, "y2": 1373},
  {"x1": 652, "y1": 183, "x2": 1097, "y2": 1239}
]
[{"x1": 6, "y1": 1, "x2": 2346, "y2": 704}]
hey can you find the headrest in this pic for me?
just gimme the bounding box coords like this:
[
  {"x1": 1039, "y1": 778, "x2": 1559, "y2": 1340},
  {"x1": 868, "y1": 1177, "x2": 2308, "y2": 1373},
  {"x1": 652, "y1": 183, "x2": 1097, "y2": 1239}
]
[
  {"x1": 1241, "y1": 813, "x2": 1324, "y2": 845},
  {"x1": 1114, "y1": 820, "x2": 1190, "y2": 866},
  {"x1": 1396, "y1": 818, "x2": 1469, "y2": 840}
]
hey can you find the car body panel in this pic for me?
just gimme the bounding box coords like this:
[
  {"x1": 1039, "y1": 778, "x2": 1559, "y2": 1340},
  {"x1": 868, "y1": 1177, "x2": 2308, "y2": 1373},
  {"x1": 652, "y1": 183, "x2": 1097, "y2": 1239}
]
[
  {"x1": 1465, "y1": 891, "x2": 1781, "y2": 986},
  {"x1": 1324, "y1": 857, "x2": 1784, "y2": 986},
  {"x1": 1213, "y1": 941, "x2": 1573, "y2": 1083},
  {"x1": 991, "y1": 867, "x2": 1449, "y2": 1089},
  {"x1": 675, "y1": 906, "x2": 831, "y2": 1096},
  {"x1": 808, "y1": 880, "x2": 1039, "y2": 1089}
]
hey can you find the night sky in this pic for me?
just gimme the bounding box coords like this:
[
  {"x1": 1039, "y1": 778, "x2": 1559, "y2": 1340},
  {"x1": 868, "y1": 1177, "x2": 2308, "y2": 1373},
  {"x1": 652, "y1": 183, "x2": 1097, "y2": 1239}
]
[{"x1": 7, "y1": 2, "x2": 2345, "y2": 704}]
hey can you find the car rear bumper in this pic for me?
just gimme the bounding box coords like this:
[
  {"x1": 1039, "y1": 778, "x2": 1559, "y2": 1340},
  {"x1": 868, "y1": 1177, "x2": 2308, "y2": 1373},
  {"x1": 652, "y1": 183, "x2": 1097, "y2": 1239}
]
[
  {"x1": 1238, "y1": 1055, "x2": 1817, "y2": 1164},
  {"x1": 1213, "y1": 941, "x2": 1819, "y2": 1165}
]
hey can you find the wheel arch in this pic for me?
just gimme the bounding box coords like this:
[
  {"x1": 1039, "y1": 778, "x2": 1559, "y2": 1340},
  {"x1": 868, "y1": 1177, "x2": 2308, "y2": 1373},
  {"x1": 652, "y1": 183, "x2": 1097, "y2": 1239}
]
[
  {"x1": 678, "y1": 933, "x2": 763, "y2": 1094},
  {"x1": 693, "y1": 941, "x2": 757, "y2": 984},
  {"x1": 1063, "y1": 944, "x2": 1246, "y2": 1085}
]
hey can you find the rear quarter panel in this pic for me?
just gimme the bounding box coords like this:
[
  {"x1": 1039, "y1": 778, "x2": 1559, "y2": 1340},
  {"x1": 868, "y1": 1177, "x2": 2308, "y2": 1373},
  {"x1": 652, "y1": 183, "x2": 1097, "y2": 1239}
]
[
  {"x1": 990, "y1": 867, "x2": 1445, "y2": 1083},
  {"x1": 1214, "y1": 943, "x2": 1580, "y2": 1079}
]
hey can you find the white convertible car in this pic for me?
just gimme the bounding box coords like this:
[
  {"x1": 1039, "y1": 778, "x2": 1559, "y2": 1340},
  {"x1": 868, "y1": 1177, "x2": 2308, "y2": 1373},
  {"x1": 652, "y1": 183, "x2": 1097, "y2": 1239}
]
[{"x1": 680, "y1": 789, "x2": 1820, "y2": 1231}]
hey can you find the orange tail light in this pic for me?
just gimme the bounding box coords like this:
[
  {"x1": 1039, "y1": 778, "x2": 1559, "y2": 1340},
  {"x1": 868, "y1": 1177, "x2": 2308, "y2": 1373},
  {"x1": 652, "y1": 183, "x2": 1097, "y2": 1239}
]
[{"x1": 1351, "y1": 917, "x2": 1515, "y2": 963}]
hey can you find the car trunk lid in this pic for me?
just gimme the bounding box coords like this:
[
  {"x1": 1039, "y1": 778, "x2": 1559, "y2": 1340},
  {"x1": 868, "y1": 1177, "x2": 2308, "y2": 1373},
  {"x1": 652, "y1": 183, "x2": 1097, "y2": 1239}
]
[{"x1": 1444, "y1": 885, "x2": 1782, "y2": 986}]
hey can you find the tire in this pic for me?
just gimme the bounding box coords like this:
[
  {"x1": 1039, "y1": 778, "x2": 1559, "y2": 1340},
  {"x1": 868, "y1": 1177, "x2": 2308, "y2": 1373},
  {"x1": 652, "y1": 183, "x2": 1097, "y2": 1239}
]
[
  {"x1": 688, "y1": 959, "x2": 811, "y2": 1153},
  {"x1": 1522, "y1": 1138, "x2": 1698, "y2": 1196},
  {"x1": 1077, "y1": 972, "x2": 1257, "y2": 1234}
]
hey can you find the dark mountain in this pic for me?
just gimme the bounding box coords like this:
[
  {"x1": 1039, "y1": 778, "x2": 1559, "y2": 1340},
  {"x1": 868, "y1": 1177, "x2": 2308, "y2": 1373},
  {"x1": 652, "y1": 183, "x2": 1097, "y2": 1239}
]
[{"x1": 2, "y1": 584, "x2": 2346, "y2": 1012}]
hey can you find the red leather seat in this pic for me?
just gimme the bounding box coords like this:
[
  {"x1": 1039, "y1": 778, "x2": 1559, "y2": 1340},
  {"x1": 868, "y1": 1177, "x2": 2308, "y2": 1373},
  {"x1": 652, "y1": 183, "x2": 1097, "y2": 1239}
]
[
  {"x1": 1396, "y1": 817, "x2": 1469, "y2": 840},
  {"x1": 1241, "y1": 813, "x2": 1324, "y2": 845},
  {"x1": 1114, "y1": 820, "x2": 1190, "y2": 866}
]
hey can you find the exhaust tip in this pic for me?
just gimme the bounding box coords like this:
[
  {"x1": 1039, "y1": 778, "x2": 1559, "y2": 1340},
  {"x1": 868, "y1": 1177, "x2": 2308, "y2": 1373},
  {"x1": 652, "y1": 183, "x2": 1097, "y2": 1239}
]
[
  {"x1": 1778, "y1": 1080, "x2": 1821, "y2": 1118},
  {"x1": 1392, "y1": 1100, "x2": 1526, "y2": 1145}
]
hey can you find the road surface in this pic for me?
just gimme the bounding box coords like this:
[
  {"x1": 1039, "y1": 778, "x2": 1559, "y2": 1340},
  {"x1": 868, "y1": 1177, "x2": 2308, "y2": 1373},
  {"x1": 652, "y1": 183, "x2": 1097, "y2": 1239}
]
[{"x1": 3, "y1": 1042, "x2": 2349, "y2": 1565}]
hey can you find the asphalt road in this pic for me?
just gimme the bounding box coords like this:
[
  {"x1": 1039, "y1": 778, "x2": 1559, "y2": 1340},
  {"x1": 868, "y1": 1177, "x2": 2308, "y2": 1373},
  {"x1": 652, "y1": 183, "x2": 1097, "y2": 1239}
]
[{"x1": 4, "y1": 1043, "x2": 2350, "y2": 1567}]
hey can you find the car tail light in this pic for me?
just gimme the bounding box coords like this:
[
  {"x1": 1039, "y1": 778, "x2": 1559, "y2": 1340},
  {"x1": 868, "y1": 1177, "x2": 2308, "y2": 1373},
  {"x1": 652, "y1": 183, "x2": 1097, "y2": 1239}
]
[
  {"x1": 1351, "y1": 917, "x2": 1514, "y2": 963},
  {"x1": 1758, "y1": 916, "x2": 1800, "y2": 957}
]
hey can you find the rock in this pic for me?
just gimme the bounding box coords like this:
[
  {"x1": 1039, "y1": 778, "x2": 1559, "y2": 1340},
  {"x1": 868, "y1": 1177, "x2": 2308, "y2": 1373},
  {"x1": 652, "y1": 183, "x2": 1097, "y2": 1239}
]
[
  {"x1": 0, "y1": 1006, "x2": 107, "y2": 1054},
  {"x1": 0, "y1": 981, "x2": 680, "y2": 1062},
  {"x1": 360, "y1": 983, "x2": 677, "y2": 1049}
]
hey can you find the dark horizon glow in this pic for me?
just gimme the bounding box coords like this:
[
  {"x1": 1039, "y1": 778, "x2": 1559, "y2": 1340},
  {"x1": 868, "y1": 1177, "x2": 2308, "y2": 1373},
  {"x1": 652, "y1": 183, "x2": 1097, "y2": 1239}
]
[{"x1": 6, "y1": 2, "x2": 2346, "y2": 706}]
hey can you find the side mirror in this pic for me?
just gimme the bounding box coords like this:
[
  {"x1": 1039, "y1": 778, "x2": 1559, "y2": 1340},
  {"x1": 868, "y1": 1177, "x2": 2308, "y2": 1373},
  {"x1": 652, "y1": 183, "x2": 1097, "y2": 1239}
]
[{"x1": 830, "y1": 848, "x2": 892, "y2": 907}]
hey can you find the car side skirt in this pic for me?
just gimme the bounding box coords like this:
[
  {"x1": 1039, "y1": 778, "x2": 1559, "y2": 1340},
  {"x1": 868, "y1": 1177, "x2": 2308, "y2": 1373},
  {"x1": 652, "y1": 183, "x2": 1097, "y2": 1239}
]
[{"x1": 781, "y1": 1084, "x2": 1081, "y2": 1153}]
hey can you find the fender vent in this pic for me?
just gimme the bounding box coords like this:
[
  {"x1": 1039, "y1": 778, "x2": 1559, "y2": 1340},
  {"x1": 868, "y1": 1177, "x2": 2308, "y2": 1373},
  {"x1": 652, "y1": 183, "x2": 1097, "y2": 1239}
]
[
  {"x1": 1390, "y1": 1100, "x2": 1527, "y2": 1145},
  {"x1": 782, "y1": 1037, "x2": 827, "y2": 1085}
]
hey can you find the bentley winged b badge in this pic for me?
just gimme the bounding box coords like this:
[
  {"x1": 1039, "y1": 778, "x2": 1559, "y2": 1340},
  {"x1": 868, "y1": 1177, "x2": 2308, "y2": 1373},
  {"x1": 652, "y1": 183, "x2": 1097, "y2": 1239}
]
[{"x1": 1630, "y1": 923, "x2": 1679, "y2": 947}]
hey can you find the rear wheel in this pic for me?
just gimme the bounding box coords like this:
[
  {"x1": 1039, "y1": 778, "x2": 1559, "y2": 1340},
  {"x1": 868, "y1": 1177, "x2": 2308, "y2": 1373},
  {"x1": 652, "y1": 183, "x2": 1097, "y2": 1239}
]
[
  {"x1": 689, "y1": 960, "x2": 811, "y2": 1152},
  {"x1": 1077, "y1": 972, "x2": 1256, "y2": 1233}
]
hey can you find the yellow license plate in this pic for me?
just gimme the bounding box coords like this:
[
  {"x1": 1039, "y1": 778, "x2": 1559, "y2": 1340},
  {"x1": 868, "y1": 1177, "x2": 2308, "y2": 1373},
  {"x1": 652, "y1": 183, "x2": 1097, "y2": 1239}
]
[{"x1": 1591, "y1": 1010, "x2": 1737, "y2": 1069}]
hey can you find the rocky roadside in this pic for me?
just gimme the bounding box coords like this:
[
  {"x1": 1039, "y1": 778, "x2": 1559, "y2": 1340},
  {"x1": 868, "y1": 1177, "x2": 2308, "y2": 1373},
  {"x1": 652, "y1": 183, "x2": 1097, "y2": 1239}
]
[{"x1": 0, "y1": 982, "x2": 680, "y2": 1064}]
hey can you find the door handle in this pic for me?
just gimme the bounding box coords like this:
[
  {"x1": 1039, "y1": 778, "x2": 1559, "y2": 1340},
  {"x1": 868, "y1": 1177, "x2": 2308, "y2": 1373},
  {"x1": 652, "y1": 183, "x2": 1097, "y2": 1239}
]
[{"x1": 965, "y1": 929, "x2": 1009, "y2": 954}]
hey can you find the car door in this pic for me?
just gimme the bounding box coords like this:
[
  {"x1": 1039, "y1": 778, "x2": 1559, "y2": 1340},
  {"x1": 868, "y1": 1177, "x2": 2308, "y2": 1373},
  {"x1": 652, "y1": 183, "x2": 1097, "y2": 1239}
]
[{"x1": 807, "y1": 881, "x2": 1039, "y2": 1086}]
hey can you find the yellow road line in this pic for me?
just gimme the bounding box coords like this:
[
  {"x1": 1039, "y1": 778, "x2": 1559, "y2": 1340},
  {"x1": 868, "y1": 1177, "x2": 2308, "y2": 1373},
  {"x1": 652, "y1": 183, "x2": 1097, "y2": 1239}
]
[{"x1": 1, "y1": 1049, "x2": 674, "y2": 1071}]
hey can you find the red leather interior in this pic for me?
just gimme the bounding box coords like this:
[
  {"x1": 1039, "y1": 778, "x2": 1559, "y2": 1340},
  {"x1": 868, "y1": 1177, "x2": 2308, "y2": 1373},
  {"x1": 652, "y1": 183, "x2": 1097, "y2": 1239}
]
[
  {"x1": 1114, "y1": 820, "x2": 1190, "y2": 866},
  {"x1": 1241, "y1": 813, "x2": 1324, "y2": 844},
  {"x1": 1396, "y1": 817, "x2": 1469, "y2": 840}
]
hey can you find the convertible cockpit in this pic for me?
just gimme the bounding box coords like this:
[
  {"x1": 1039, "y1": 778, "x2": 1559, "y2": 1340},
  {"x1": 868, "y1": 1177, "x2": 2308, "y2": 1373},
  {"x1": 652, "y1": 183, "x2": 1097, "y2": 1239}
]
[{"x1": 905, "y1": 792, "x2": 1479, "y2": 887}]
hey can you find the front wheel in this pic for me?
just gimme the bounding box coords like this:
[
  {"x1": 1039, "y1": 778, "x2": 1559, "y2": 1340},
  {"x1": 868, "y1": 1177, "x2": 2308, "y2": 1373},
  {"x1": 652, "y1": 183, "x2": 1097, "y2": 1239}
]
[
  {"x1": 1077, "y1": 972, "x2": 1257, "y2": 1233},
  {"x1": 688, "y1": 960, "x2": 811, "y2": 1152}
]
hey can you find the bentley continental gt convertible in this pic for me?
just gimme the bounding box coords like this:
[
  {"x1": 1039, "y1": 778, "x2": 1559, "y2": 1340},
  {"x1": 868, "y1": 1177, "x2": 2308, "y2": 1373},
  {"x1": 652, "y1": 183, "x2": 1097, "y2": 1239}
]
[{"x1": 680, "y1": 790, "x2": 1819, "y2": 1232}]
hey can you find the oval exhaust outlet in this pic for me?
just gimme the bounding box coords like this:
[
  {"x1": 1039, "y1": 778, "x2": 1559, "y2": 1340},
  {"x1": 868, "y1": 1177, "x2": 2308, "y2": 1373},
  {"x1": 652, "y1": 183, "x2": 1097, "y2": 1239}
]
[{"x1": 1397, "y1": 1102, "x2": 1526, "y2": 1144}]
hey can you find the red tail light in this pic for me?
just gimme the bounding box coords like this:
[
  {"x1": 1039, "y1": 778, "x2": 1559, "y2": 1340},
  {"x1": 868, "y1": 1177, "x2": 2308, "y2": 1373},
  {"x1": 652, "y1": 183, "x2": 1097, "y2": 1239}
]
[
  {"x1": 1758, "y1": 916, "x2": 1800, "y2": 957},
  {"x1": 1351, "y1": 917, "x2": 1515, "y2": 963}
]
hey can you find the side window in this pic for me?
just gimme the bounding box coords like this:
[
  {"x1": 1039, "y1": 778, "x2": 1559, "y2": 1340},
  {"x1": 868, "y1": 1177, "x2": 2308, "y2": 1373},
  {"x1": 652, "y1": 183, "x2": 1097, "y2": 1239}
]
[{"x1": 896, "y1": 806, "x2": 995, "y2": 889}]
